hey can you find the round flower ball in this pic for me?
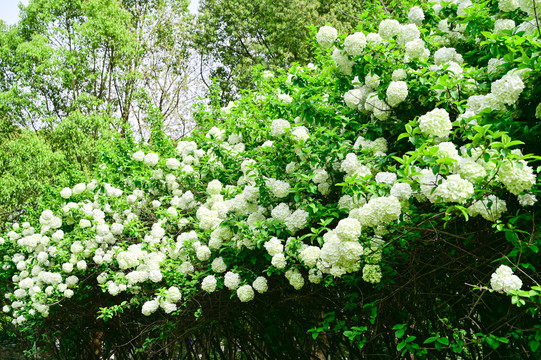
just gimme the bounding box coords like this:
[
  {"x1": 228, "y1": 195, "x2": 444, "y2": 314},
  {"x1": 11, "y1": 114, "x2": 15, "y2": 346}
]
[
  {"x1": 132, "y1": 150, "x2": 145, "y2": 161},
  {"x1": 408, "y1": 6, "x2": 425, "y2": 25},
  {"x1": 224, "y1": 271, "x2": 240, "y2": 290},
  {"x1": 142, "y1": 299, "x2": 159, "y2": 316},
  {"x1": 344, "y1": 32, "x2": 367, "y2": 56},
  {"x1": 166, "y1": 158, "x2": 181, "y2": 170},
  {"x1": 237, "y1": 285, "x2": 255, "y2": 302},
  {"x1": 316, "y1": 25, "x2": 338, "y2": 48},
  {"x1": 72, "y1": 183, "x2": 86, "y2": 195},
  {"x1": 378, "y1": 19, "x2": 400, "y2": 40},
  {"x1": 201, "y1": 275, "x2": 217, "y2": 293},
  {"x1": 144, "y1": 153, "x2": 159, "y2": 167},
  {"x1": 418, "y1": 108, "x2": 452, "y2": 138},
  {"x1": 60, "y1": 187, "x2": 72, "y2": 199},
  {"x1": 252, "y1": 276, "x2": 268, "y2": 293},
  {"x1": 386, "y1": 81, "x2": 408, "y2": 107}
]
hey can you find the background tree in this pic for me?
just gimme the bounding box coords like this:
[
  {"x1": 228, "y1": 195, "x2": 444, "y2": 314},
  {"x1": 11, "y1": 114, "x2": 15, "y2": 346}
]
[
  {"x1": 193, "y1": 0, "x2": 409, "y2": 102},
  {"x1": 0, "y1": 0, "x2": 198, "y2": 136}
]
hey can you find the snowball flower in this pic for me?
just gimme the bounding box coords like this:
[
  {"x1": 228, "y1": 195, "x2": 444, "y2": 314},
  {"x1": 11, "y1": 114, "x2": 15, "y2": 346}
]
[
  {"x1": 285, "y1": 209, "x2": 309, "y2": 233},
  {"x1": 264, "y1": 237, "x2": 284, "y2": 256},
  {"x1": 494, "y1": 19, "x2": 515, "y2": 33},
  {"x1": 392, "y1": 69, "x2": 407, "y2": 81},
  {"x1": 196, "y1": 245, "x2": 211, "y2": 261},
  {"x1": 405, "y1": 39, "x2": 426, "y2": 59},
  {"x1": 344, "y1": 89, "x2": 365, "y2": 109},
  {"x1": 237, "y1": 285, "x2": 255, "y2": 302},
  {"x1": 144, "y1": 153, "x2": 159, "y2": 167},
  {"x1": 434, "y1": 175, "x2": 474, "y2": 204},
  {"x1": 398, "y1": 24, "x2": 420, "y2": 44},
  {"x1": 335, "y1": 218, "x2": 362, "y2": 241},
  {"x1": 285, "y1": 269, "x2": 304, "y2": 290},
  {"x1": 201, "y1": 275, "x2": 217, "y2": 293},
  {"x1": 365, "y1": 73, "x2": 380, "y2": 90},
  {"x1": 468, "y1": 195, "x2": 507, "y2": 222},
  {"x1": 252, "y1": 276, "x2": 268, "y2": 293},
  {"x1": 211, "y1": 257, "x2": 227, "y2": 273},
  {"x1": 300, "y1": 246, "x2": 321, "y2": 267},
  {"x1": 378, "y1": 19, "x2": 401, "y2": 40},
  {"x1": 518, "y1": 193, "x2": 537, "y2": 207},
  {"x1": 291, "y1": 126, "x2": 310, "y2": 142},
  {"x1": 344, "y1": 32, "x2": 367, "y2": 56},
  {"x1": 408, "y1": 6, "x2": 425, "y2": 25},
  {"x1": 316, "y1": 26, "x2": 338, "y2": 48},
  {"x1": 166, "y1": 158, "x2": 181, "y2": 170},
  {"x1": 270, "y1": 119, "x2": 291, "y2": 136},
  {"x1": 375, "y1": 172, "x2": 397, "y2": 185},
  {"x1": 366, "y1": 33, "x2": 383, "y2": 47},
  {"x1": 499, "y1": 0, "x2": 519, "y2": 11},
  {"x1": 268, "y1": 179, "x2": 290, "y2": 198},
  {"x1": 491, "y1": 74, "x2": 524, "y2": 106},
  {"x1": 390, "y1": 183, "x2": 413, "y2": 201},
  {"x1": 132, "y1": 151, "x2": 145, "y2": 161},
  {"x1": 418, "y1": 108, "x2": 452, "y2": 137},
  {"x1": 498, "y1": 160, "x2": 535, "y2": 195},
  {"x1": 363, "y1": 264, "x2": 382, "y2": 284},
  {"x1": 60, "y1": 188, "x2": 72, "y2": 199},
  {"x1": 72, "y1": 183, "x2": 86, "y2": 195},
  {"x1": 490, "y1": 265, "x2": 522, "y2": 293},
  {"x1": 207, "y1": 179, "x2": 223, "y2": 195},
  {"x1": 271, "y1": 203, "x2": 291, "y2": 222},
  {"x1": 271, "y1": 253, "x2": 287, "y2": 269},
  {"x1": 224, "y1": 271, "x2": 240, "y2": 290},
  {"x1": 331, "y1": 48, "x2": 354, "y2": 75},
  {"x1": 142, "y1": 299, "x2": 159, "y2": 316},
  {"x1": 386, "y1": 81, "x2": 408, "y2": 107},
  {"x1": 167, "y1": 287, "x2": 182, "y2": 303},
  {"x1": 518, "y1": 0, "x2": 541, "y2": 16},
  {"x1": 434, "y1": 47, "x2": 460, "y2": 65}
]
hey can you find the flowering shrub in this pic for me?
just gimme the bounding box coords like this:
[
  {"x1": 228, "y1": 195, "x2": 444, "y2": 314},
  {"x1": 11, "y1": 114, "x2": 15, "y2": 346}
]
[{"x1": 2, "y1": 0, "x2": 541, "y2": 358}]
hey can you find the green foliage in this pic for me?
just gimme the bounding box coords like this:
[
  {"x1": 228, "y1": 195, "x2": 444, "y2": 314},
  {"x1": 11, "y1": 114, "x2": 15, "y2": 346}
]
[{"x1": 194, "y1": 0, "x2": 417, "y2": 102}]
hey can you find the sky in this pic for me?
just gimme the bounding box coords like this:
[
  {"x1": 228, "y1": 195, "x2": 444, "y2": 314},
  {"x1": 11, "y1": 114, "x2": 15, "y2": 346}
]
[
  {"x1": 1, "y1": 0, "x2": 29, "y2": 25},
  {"x1": 1, "y1": 0, "x2": 199, "y2": 25}
]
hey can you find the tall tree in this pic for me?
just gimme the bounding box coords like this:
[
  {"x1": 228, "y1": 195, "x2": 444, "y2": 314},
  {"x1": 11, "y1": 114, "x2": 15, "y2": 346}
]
[
  {"x1": 194, "y1": 0, "x2": 403, "y2": 102},
  {"x1": 0, "y1": 0, "x2": 198, "y2": 137}
]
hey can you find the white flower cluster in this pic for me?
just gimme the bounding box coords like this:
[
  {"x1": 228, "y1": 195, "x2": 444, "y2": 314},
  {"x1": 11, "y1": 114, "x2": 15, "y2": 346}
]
[
  {"x1": 434, "y1": 47, "x2": 463, "y2": 65},
  {"x1": 340, "y1": 153, "x2": 372, "y2": 180},
  {"x1": 498, "y1": 159, "x2": 536, "y2": 195},
  {"x1": 398, "y1": 24, "x2": 420, "y2": 44},
  {"x1": 418, "y1": 108, "x2": 452, "y2": 138},
  {"x1": 490, "y1": 73, "x2": 524, "y2": 106},
  {"x1": 386, "y1": 81, "x2": 408, "y2": 107},
  {"x1": 518, "y1": 0, "x2": 541, "y2": 16},
  {"x1": 490, "y1": 265, "x2": 522, "y2": 293},
  {"x1": 408, "y1": 6, "x2": 425, "y2": 25},
  {"x1": 362, "y1": 264, "x2": 382, "y2": 284},
  {"x1": 285, "y1": 209, "x2": 309, "y2": 233},
  {"x1": 379, "y1": 19, "x2": 401, "y2": 40},
  {"x1": 344, "y1": 33, "x2": 367, "y2": 56},
  {"x1": 468, "y1": 195, "x2": 507, "y2": 222},
  {"x1": 499, "y1": 0, "x2": 519, "y2": 11},
  {"x1": 316, "y1": 26, "x2": 338, "y2": 48},
  {"x1": 350, "y1": 196, "x2": 401, "y2": 228},
  {"x1": 270, "y1": 119, "x2": 291, "y2": 136},
  {"x1": 518, "y1": 193, "x2": 537, "y2": 207},
  {"x1": 494, "y1": 19, "x2": 515, "y2": 33},
  {"x1": 405, "y1": 39, "x2": 427, "y2": 59},
  {"x1": 331, "y1": 48, "x2": 354, "y2": 75}
]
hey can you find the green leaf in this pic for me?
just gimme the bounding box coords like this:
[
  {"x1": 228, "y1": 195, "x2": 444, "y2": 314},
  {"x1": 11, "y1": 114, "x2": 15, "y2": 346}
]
[{"x1": 437, "y1": 337, "x2": 450, "y2": 345}]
